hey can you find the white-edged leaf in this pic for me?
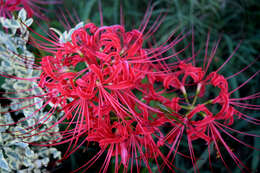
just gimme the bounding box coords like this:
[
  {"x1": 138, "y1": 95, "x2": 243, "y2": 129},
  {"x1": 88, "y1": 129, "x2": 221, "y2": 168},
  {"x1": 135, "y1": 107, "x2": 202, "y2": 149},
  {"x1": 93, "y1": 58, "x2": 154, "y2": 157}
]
[
  {"x1": 25, "y1": 18, "x2": 33, "y2": 27},
  {"x1": 25, "y1": 147, "x2": 34, "y2": 158},
  {"x1": 0, "y1": 150, "x2": 10, "y2": 171},
  {"x1": 18, "y1": 9, "x2": 27, "y2": 22}
]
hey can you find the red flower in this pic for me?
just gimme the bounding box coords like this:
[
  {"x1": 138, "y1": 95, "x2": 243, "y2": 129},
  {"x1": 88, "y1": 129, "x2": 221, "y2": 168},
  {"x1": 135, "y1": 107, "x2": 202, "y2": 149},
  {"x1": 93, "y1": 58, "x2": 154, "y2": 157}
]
[
  {"x1": 154, "y1": 35, "x2": 260, "y2": 172},
  {"x1": 82, "y1": 120, "x2": 165, "y2": 173}
]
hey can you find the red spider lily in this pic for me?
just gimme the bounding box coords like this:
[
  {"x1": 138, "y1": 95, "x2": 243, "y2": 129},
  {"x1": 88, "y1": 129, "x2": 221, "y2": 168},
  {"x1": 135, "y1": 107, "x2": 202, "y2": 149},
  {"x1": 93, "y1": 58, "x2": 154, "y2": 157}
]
[
  {"x1": 77, "y1": 120, "x2": 169, "y2": 173},
  {"x1": 0, "y1": 0, "x2": 61, "y2": 20},
  {"x1": 33, "y1": 21, "x2": 185, "y2": 172},
  {"x1": 147, "y1": 34, "x2": 260, "y2": 172}
]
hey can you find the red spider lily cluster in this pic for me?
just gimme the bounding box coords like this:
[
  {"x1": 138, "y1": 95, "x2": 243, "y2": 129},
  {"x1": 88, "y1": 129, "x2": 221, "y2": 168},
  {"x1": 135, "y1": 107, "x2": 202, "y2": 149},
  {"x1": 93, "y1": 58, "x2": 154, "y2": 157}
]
[
  {"x1": 0, "y1": 0, "x2": 60, "y2": 19},
  {"x1": 30, "y1": 22, "x2": 260, "y2": 172},
  {"x1": 0, "y1": 4, "x2": 259, "y2": 173}
]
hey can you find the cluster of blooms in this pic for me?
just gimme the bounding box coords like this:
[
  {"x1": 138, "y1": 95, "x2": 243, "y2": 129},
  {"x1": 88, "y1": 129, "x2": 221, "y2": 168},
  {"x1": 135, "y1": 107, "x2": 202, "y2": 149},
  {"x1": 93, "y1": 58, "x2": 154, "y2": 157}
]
[
  {"x1": 36, "y1": 22, "x2": 170, "y2": 172},
  {"x1": 30, "y1": 20, "x2": 260, "y2": 172},
  {"x1": 0, "y1": 6, "x2": 259, "y2": 173}
]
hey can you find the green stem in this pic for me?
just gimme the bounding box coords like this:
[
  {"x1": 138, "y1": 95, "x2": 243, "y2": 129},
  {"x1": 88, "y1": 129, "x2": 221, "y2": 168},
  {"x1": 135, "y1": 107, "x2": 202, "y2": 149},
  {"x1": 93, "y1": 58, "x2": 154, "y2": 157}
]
[
  {"x1": 191, "y1": 83, "x2": 201, "y2": 107},
  {"x1": 181, "y1": 86, "x2": 190, "y2": 105}
]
